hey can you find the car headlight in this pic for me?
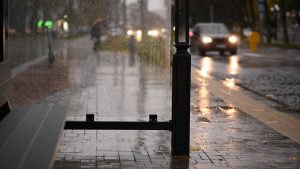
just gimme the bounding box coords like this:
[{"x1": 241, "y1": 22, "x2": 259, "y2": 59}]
[
  {"x1": 202, "y1": 36, "x2": 212, "y2": 44},
  {"x1": 148, "y1": 30, "x2": 159, "y2": 37},
  {"x1": 127, "y1": 30, "x2": 133, "y2": 36},
  {"x1": 228, "y1": 35, "x2": 238, "y2": 43}
]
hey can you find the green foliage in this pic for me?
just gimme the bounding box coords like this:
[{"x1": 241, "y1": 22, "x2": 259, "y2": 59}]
[
  {"x1": 98, "y1": 35, "x2": 169, "y2": 66},
  {"x1": 137, "y1": 36, "x2": 167, "y2": 66},
  {"x1": 98, "y1": 35, "x2": 129, "y2": 51}
]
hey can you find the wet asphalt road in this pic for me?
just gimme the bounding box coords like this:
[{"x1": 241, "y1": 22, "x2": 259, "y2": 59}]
[{"x1": 191, "y1": 47, "x2": 300, "y2": 119}]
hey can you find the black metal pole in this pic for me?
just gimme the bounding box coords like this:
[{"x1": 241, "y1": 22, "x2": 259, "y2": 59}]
[
  {"x1": 2, "y1": 0, "x2": 8, "y2": 62},
  {"x1": 172, "y1": 0, "x2": 190, "y2": 156},
  {"x1": 0, "y1": 0, "x2": 11, "y2": 121},
  {"x1": 123, "y1": 0, "x2": 127, "y2": 34},
  {"x1": 47, "y1": 28, "x2": 54, "y2": 63},
  {"x1": 140, "y1": 0, "x2": 146, "y2": 33},
  {"x1": 65, "y1": 121, "x2": 172, "y2": 130}
]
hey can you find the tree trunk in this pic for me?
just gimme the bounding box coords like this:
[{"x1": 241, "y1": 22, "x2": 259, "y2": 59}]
[
  {"x1": 249, "y1": 0, "x2": 256, "y2": 30},
  {"x1": 279, "y1": 0, "x2": 289, "y2": 44},
  {"x1": 140, "y1": 0, "x2": 147, "y2": 32},
  {"x1": 30, "y1": 0, "x2": 40, "y2": 34},
  {"x1": 122, "y1": 0, "x2": 127, "y2": 34},
  {"x1": 264, "y1": 0, "x2": 271, "y2": 44}
]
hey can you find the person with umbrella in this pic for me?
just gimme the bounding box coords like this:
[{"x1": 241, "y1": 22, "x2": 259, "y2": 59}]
[{"x1": 91, "y1": 19, "x2": 103, "y2": 50}]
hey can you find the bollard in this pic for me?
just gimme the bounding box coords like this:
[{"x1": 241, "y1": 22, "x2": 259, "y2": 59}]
[
  {"x1": 248, "y1": 31, "x2": 260, "y2": 52},
  {"x1": 172, "y1": 44, "x2": 191, "y2": 156}
]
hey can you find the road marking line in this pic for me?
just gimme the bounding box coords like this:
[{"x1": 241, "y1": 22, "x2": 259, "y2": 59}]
[
  {"x1": 192, "y1": 67, "x2": 300, "y2": 144},
  {"x1": 241, "y1": 52, "x2": 263, "y2": 58}
]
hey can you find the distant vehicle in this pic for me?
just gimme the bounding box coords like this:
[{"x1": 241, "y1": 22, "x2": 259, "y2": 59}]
[{"x1": 191, "y1": 23, "x2": 238, "y2": 56}]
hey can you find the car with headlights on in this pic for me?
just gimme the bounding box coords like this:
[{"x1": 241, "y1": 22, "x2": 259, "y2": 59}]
[{"x1": 191, "y1": 23, "x2": 238, "y2": 56}]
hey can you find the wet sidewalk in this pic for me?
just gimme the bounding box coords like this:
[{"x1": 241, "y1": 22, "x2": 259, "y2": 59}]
[
  {"x1": 10, "y1": 37, "x2": 300, "y2": 169},
  {"x1": 239, "y1": 45, "x2": 300, "y2": 65}
]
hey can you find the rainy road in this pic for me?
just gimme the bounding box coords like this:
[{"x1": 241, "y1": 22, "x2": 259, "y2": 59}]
[
  {"x1": 191, "y1": 47, "x2": 300, "y2": 144},
  {"x1": 191, "y1": 47, "x2": 300, "y2": 118}
]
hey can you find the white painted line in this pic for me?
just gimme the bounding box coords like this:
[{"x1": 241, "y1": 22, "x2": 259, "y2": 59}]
[{"x1": 241, "y1": 52, "x2": 263, "y2": 58}]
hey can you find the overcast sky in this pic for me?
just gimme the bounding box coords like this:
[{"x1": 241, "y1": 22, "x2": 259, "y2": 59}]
[{"x1": 126, "y1": 0, "x2": 167, "y2": 14}]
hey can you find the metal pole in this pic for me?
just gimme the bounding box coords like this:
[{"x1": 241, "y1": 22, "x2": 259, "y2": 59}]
[
  {"x1": 47, "y1": 28, "x2": 54, "y2": 63},
  {"x1": 2, "y1": 0, "x2": 8, "y2": 62},
  {"x1": 123, "y1": 0, "x2": 127, "y2": 34},
  {"x1": 140, "y1": 0, "x2": 147, "y2": 32},
  {"x1": 65, "y1": 121, "x2": 172, "y2": 130},
  {"x1": 172, "y1": 0, "x2": 190, "y2": 156},
  {"x1": 279, "y1": 0, "x2": 289, "y2": 44}
]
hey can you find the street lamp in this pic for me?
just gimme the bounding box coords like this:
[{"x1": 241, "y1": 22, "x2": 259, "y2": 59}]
[
  {"x1": 175, "y1": 0, "x2": 189, "y2": 44},
  {"x1": 172, "y1": 0, "x2": 191, "y2": 156},
  {"x1": 38, "y1": 20, "x2": 55, "y2": 63},
  {"x1": 45, "y1": 21, "x2": 55, "y2": 63}
]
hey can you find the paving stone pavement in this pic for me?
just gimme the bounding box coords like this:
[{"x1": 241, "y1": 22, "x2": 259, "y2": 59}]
[{"x1": 10, "y1": 37, "x2": 300, "y2": 169}]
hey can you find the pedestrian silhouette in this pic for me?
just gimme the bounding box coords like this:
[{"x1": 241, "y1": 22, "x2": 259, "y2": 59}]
[
  {"x1": 129, "y1": 35, "x2": 136, "y2": 66},
  {"x1": 91, "y1": 20, "x2": 102, "y2": 51}
]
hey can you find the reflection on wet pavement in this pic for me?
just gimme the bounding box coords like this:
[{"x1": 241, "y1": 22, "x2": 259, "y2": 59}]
[
  {"x1": 190, "y1": 82, "x2": 300, "y2": 169},
  {"x1": 10, "y1": 37, "x2": 300, "y2": 168},
  {"x1": 8, "y1": 36, "x2": 69, "y2": 68},
  {"x1": 223, "y1": 78, "x2": 239, "y2": 90},
  {"x1": 64, "y1": 52, "x2": 172, "y2": 120},
  {"x1": 228, "y1": 56, "x2": 239, "y2": 75},
  {"x1": 11, "y1": 37, "x2": 172, "y2": 121},
  {"x1": 192, "y1": 52, "x2": 300, "y2": 118},
  {"x1": 10, "y1": 38, "x2": 88, "y2": 107},
  {"x1": 199, "y1": 57, "x2": 212, "y2": 78}
]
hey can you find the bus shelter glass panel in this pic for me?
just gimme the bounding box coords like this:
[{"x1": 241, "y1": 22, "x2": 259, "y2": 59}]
[{"x1": 8, "y1": 0, "x2": 172, "y2": 121}]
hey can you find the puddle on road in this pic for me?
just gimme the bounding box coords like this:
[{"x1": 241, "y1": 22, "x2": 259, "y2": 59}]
[
  {"x1": 195, "y1": 116, "x2": 211, "y2": 123},
  {"x1": 191, "y1": 82, "x2": 239, "y2": 124}
]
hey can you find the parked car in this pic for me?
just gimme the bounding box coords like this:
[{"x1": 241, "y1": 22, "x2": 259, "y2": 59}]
[{"x1": 191, "y1": 23, "x2": 238, "y2": 56}]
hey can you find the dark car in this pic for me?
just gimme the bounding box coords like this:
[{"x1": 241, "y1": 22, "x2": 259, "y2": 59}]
[{"x1": 191, "y1": 23, "x2": 238, "y2": 56}]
